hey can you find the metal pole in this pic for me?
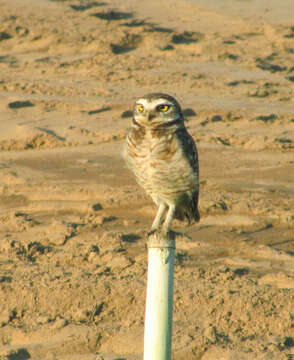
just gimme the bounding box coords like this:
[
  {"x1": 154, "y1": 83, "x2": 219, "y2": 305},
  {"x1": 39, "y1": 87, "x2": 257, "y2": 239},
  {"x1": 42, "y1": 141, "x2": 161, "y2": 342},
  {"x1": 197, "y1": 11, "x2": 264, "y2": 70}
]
[{"x1": 143, "y1": 232, "x2": 175, "y2": 360}]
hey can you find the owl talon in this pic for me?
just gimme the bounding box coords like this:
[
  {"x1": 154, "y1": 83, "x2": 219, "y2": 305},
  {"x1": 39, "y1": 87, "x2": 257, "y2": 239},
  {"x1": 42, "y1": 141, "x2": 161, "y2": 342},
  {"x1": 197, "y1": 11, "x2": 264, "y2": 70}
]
[
  {"x1": 148, "y1": 228, "x2": 159, "y2": 237},
  {"x1": 161, "y1": 227, "x2": 171, "y2": 238},
  {"x1": 148, "y1": 227, "x2": 172, "y2": 238}
]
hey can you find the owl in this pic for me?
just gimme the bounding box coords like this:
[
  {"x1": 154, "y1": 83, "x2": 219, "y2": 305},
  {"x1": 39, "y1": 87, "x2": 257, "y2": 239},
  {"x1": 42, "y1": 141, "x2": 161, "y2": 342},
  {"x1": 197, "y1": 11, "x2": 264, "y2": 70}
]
[{"x1": 123, "y1": 93, "x2": 200, "y2": 235}]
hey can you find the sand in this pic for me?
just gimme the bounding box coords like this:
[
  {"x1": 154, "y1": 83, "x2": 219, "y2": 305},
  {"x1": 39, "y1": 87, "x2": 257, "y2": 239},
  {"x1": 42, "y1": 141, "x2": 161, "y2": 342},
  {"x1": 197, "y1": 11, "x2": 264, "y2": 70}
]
[{"x1": 0, "y1": 0, "x2": 294, "y2": 359}]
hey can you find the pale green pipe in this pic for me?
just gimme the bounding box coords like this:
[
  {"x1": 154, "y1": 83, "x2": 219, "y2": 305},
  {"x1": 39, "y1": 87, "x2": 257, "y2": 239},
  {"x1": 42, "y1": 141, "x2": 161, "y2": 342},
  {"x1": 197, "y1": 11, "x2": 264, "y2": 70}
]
[{"x1": 144, "y1": 233, "x2": 175, "y2": 360}]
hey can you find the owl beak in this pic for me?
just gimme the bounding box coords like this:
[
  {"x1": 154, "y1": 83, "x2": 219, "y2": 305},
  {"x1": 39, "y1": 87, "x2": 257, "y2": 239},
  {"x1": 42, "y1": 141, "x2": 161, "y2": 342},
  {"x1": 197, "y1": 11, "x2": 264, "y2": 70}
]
[{"x1": 146, "y1": 111, "x2": 156, "y2": 121}]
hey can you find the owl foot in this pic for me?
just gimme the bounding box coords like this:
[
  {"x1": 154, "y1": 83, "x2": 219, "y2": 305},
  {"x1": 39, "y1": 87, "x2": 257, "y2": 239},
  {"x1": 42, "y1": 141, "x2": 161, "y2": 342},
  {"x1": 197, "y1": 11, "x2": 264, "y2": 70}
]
[
  {"x1": 147, "y1": 227, "x2": 171, "y2": 238},
  {"x1": 147, "y1": 228, "x2": 160, "y2": 237}
]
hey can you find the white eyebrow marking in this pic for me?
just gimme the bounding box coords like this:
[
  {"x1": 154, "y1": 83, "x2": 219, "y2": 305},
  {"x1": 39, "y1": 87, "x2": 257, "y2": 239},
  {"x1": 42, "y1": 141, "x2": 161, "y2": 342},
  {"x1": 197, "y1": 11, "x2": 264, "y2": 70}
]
[
  {"x1": 136, "y1": 98, "x2": 173, "y2": 111},
  {"x1": 136, "y1": 98, "x2": 149, "y2": 107}
]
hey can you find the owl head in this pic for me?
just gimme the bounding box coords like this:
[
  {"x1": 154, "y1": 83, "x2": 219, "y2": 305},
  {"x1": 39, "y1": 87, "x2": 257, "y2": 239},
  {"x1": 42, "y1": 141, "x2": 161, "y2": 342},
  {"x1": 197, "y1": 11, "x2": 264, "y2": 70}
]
[{"x1": 133, "y1": 93, "x2": 183, "y2": 128}]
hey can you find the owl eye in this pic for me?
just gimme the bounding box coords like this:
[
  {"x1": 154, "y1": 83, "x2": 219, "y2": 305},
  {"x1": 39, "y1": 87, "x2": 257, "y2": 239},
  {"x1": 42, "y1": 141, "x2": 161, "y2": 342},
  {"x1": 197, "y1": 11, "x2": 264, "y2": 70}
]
[
  {"x1": 157, "y1": 104, "x2": 170, "y2": 112},
  {"x1": 137, "y1": 104, "x2": 144, "y2": 113}
]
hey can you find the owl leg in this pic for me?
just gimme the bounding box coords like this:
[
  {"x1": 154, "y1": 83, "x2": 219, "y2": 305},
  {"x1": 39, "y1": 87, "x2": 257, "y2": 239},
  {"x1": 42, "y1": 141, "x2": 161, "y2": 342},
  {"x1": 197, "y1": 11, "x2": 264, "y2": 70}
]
[
  {"x1": 149, "y1": 202, "x2": 167, "y2": 234},
  {"x1": 162, "y1": 204, "x2": 176, "y2": 235}
]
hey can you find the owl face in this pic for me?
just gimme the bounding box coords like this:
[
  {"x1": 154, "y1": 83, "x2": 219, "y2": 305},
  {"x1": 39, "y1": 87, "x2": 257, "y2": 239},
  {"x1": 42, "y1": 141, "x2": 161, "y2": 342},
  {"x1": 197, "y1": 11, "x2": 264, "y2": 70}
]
[{"x1": 133, "y1": 93, "x2": 183, "y2": 128}]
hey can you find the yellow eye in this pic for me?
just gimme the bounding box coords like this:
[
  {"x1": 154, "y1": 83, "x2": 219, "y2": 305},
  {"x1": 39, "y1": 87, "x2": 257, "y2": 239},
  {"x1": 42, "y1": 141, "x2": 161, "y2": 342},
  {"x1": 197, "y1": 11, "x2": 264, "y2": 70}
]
[
  {"x1": 157, "y1": 104, "x2": 170, "y2": 112},
  {"x1": 137, "y1": 104, "x2": 144, "y2": 113}
]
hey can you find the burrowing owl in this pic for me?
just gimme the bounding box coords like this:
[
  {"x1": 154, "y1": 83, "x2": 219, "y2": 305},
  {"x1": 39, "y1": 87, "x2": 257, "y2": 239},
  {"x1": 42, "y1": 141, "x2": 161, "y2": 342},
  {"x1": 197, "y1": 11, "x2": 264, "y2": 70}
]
[{"x1": 123, "y1": 93, "x2": 200, "y2": 235}]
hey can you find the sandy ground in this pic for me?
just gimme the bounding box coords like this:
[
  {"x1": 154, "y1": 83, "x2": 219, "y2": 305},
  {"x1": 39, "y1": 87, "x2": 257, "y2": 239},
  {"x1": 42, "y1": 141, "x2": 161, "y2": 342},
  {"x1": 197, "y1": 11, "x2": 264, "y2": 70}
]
[{"x1": 0, "y1": 0, "x2": 294, "y2": 359}]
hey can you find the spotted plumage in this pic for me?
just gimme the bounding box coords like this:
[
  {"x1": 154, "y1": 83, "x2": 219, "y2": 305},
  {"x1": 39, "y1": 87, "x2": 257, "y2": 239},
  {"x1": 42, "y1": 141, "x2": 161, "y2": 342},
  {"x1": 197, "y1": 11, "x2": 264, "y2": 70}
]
[{"x1": 123, "y1": 93, "x2": 200, "y2": 234}]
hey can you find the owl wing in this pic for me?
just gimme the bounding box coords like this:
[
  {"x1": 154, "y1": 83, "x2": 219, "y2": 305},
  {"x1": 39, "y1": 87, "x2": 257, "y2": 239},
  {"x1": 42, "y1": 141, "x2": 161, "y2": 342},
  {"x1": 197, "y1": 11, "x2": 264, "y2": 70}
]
[
  {"x1": 175, "y1": 127, "x2": 200, "y2": 223},
  {"x1": 176, "y1": 127, "x2": 199, "y2": 181}
]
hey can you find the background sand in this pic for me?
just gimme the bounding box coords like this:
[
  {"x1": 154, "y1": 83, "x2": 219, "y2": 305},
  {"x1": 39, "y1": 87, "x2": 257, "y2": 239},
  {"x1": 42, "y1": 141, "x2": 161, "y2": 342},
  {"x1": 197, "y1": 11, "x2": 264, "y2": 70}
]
[{"x1": 0, "y1": 0, "x2": 294, "y2": 359}]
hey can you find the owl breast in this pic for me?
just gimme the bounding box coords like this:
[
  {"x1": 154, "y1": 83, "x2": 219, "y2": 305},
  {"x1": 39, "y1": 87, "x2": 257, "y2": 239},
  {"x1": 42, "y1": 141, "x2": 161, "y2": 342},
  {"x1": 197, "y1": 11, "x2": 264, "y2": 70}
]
[{"x1": 124, "y1": 126, "x2": 198, "y2": 206}]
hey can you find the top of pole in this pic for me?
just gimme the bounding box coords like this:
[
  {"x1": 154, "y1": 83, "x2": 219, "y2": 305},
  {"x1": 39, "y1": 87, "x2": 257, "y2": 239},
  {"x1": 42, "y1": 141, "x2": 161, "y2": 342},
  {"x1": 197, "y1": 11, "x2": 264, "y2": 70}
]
[{"x1": 147, "y1": 231, "x2": 176, "y2": 249}]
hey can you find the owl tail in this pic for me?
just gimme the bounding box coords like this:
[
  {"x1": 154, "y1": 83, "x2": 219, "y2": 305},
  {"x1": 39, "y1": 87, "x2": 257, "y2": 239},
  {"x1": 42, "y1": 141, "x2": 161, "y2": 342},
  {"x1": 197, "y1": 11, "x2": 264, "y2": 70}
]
[{"x1": 175, "y1": 191, "x2": 200, "y2": 224}]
